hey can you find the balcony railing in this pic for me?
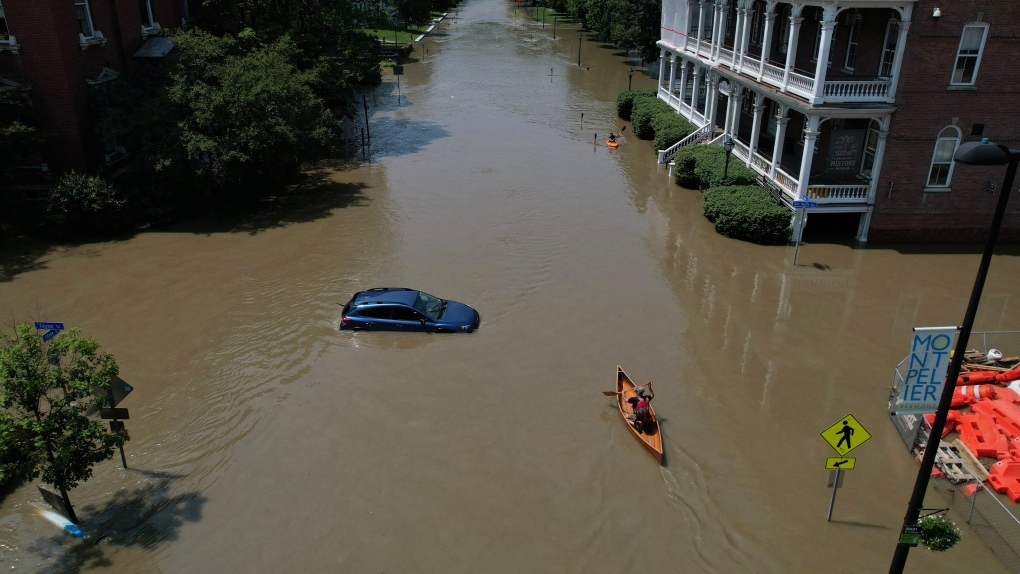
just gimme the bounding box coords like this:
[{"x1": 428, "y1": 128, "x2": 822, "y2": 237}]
[
  {"x1": 775, "y1": 168, "x2": 799, "y2": 195},
  {"x1": 806, "y1": 184, "x2": 870, "y2": 202},
  {"x1": 823, "y1": 79, "x2": 891, "y2": 102},
  {"x1": 762, "y1": 62, "x2": 784, "y2": 83},
  {"x1": 658, "y1": 125, "x2": 712, "y2": 164}
]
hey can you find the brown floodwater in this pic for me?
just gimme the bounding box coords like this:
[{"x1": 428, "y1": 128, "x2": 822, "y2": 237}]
[{"x1": 0, "y1": 2, "x2": 1017, "y2": 572}]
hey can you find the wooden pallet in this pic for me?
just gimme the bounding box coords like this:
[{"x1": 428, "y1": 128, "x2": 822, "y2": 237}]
[
  {"x1": 951, "y1": 439, "x2": 990, "y2": 482},
  {"x1": 935, "y1": 443, "x2": 972, "y2": 482}
]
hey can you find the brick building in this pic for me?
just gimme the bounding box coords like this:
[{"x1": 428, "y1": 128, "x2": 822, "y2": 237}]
[
  {"x1": 0, "y1": 0, "x2": 188, "y2": 177},
  {"x1": 655, "y1": 0, "x2": 1020, "y2": 243}
]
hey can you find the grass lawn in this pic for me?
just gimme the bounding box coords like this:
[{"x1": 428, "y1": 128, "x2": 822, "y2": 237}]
[
  {"x1": 520, "y1": 7, "x2": 579, "y2": 25},
  {"x1": 363, "y1": 23, "x2": 433, "y2": 45}
]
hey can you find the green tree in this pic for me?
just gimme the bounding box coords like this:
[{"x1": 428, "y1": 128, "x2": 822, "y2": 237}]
[
  {"x1": 611, "y1": 0, "x2": 661, "y2": 63},
  {"x1": 392, "y1": 0, "x2": 434, "y2": 28},
  {"x1": 46, "y1": 171, "x2": 130, "y2": 238},
  {"x1": 0, "y1": 324, "x2": 127, "y2": 524},
  {"x1": 0, "y1": 90, "x2": 41, "y2": 177},
  {"x1": 150, "y1": 30, "x2": 341, "y2": 193}
]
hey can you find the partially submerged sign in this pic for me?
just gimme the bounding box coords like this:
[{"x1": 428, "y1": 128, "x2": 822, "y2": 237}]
[{"x1": 895, "y1": 326, "x2": 957, "y2": 414}]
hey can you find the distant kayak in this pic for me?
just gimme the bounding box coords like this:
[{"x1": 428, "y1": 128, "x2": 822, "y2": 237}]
[
  {"x1": 617, "y1": 366, "x2": 663, "y2": 464},
  {"x1": 606, "y1": 140, "x2": 619, "y2": 148}
]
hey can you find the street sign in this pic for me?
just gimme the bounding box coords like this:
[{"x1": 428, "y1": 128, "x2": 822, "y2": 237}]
[
  {"x1": 100, "y1": 408, "x2": 129, "y2": 420},
  {"x1": 825, "y1": 457, "x2": 856, "y2": 470},
  {"x1": 899, "y1": 524, "x2": 921, "y2": 546},
  {"x1": 393, "y1": 65, "x2": 404, "y2": 75},
  {"x1": 820, "y1": 413, "x2": 872, "y2": 457},
  {"x1": 33, "y1": 322, "x2": 64, "y2": 331},
  {"x1": 792, "y1": 200, "x2": 818, "y2": 207},
  {"x1": 109, "y1": 421, "x2": 125, "y2": 432},
  {"x1": 42, "y1": 329, "x2": 60, "y2": 342}
]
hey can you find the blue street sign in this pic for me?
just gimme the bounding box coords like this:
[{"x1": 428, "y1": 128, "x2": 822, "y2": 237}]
[
  {"x1": 42, "y1": 329, "x2": 60, "y2": 342},
  {"x1": 33, "y1": 322, "x2": 65, "y2": 331},
  {"x1": 792, "y1": 201, "x2": 808, "y2": 207},
  {"x1": 808, "y1": 201, "x2": 818, "y2": 207}
]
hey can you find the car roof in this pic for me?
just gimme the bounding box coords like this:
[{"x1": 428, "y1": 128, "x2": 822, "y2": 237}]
[{"x1": 356, "y1": 288, "x2": 419, "y2": 306}]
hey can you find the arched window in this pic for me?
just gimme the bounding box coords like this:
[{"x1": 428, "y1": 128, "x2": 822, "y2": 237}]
[{"x1": 927, "y1": 126, "x2": 961, "y2": 188}]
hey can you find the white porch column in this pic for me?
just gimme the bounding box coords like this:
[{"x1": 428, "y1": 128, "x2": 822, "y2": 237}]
[
  {"x1": 667, "y1": 53, "x2": 678, "y2": 100},
  {"x1": 683, "y1": 1, "x2": 695, "y2": 50},
  {"x1": 679, "y1": 61, "x2": 690, "y2": 110},
  {"x1": 757, "y1": 12, "x2": 776, "y2": 81},
  {"x1": 658, "y1": 49, "x2": 667, "y2": 93},
  {"x1": 795, "y1": 114, "x2": 821, "y2": 199},
  {"x1": 867, "y1": 118, "x2": 892, "y2": 200},
  {"x1": 769, "y1": 107, "x2": 790, "y2": 178},
  {"x1": 715, "y1": 1, "x2": 730, "y2": 60},
  {"x1": 730, "y1": 87, "x2": 745, "y2": 140},
  {"x1": 695, "y1": 0, "x2": 706, "y2": 55},
  {"x1": 810, "y1": 18, "x2": 836, "y2": 103},
  {"x1": 856, "y1": 207, "x2": 873, "y2": 243},
  {"x1": 748, "y1": 97, "x2": 765, "y2": 166},
  {"x1": 691, "y1": 66, "x2": 703, "y2": 119},
  {"x1": 781, "y1": 16, "x2": 804, "y2": 91},
  {"x1": 887, "y1": 20, "x2": 912, "y2": 99},
  {"x1": 739, "y1": 4, "x2": 754, "y2": 69},
  {"x1": 730, "y1": 6, "x2": 744, "y2": 67},
  {"x1": 706, "y1": 76, "x2": 719, "y2": 132}
]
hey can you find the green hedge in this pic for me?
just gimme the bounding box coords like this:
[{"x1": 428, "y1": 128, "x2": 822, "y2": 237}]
[
  {"x1": 616, "y1": 89, "x2": 656, "y2": 121},
  {"x1": 46, "y1": 172, "x2": 132, "y2": 238},
  {"x1": 674, "y1": 144, "x2": 757, "y2": 189},
  {"x1": 652, "y1": 113, "x2": 695, "y2": 151},
  {"x1": 703, "y1": 185, "x2": 792, "y2": 245},
  {"x1": 630, "y1": 93, "x2": 662, "y2": 139}
]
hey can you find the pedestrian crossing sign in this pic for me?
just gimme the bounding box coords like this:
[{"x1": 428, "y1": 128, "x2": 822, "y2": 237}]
[{"x1": 820, "y1": 413, "x2": 871, "y2": 457}]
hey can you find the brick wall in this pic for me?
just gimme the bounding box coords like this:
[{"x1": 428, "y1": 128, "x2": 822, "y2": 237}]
[
  {"x1": 870, "y1": 0, "x2": 1020, "y2": 243},
  {"x1": 0, "y1": 0, "x2": 179, "y2": 174}
]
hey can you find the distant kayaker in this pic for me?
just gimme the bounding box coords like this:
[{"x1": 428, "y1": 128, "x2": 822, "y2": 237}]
[
  {"x1": 626, "y1": 384, "x2": 654, "y2": 433},
  {"x1": 608, "y1": 132, "x2": 617, "y2": 143}
]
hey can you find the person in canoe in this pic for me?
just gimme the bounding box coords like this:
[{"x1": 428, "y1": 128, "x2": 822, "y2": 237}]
[
  {"x1": 625, "y1": 383, "x2": 654, "y2": 433},
  {"x1": 608, "y1": 132, "x2": 617, "y2": 144}
]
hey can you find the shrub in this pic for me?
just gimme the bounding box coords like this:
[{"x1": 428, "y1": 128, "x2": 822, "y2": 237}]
[
  {"x1": 630, "y1": 94, "x2": 662, "y2": 139},
  {"x1": 46, "y1": 172, "x2": 131, "y2": 238},
  {"x1": 616, "y1": 88, "x2": 656, "y2": 121},
  {"x1": 692, "y1": 145, "x2": 758, "y2": 188},
  {"x1": 673, "y1": 146, "x2": 699, "y2": 188},
  {"x1": 703, "y1": 185, "x2": 792, "y2": 245},
  {"x1": 652, "y1": 112, "x2": 695, "y2": 151}
]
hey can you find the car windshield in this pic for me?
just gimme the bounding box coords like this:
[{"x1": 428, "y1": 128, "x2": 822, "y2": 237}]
[{"x1": 413, "y1": 291, "x2": 444, "y2": 319}]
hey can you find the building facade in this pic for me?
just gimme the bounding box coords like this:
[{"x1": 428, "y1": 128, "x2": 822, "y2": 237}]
[
  {"x1": 0, "y1": 0, "x2": 189, "y2": 177},
  {"x1": 656, "y1": 0, "x2": 1020, "y2": 243}
]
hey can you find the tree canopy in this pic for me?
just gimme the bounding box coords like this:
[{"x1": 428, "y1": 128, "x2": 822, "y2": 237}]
[{"x1": 0, "y1": 324, "x2": 127, "y2": 523}]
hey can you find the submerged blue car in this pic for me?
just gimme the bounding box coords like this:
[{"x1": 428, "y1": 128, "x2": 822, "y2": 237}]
[{"x1": 340, "y1": 288, "x2": 481, "y2": 333}]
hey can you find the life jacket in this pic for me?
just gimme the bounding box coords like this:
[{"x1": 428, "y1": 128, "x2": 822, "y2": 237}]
[{"x1": 634, "y1": 398, "x2": 651, "y2": 423}]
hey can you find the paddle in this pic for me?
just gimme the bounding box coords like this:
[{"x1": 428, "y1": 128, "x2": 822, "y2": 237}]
[{"x1": 602, "y1": 381, "x2": 651, "y2": 396}]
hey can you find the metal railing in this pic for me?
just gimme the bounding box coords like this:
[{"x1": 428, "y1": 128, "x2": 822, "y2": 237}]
[
  {"x1": 658, "y1": 125, "x2": 712, "y2": 164},
  {"x1": 806, "y1": 184, "x2": 870, "y2": 202},
  {"x1": 888, "y1": 330, "x2": 1020, "y2": 573}
]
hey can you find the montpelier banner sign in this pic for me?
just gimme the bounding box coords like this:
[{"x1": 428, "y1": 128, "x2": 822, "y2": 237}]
[
  {"x1": 826, "y1": 129, "x2": 866, "y2": 174},
  {"x1": 895, "y1": 326, "x2": 958, "y2": 414}
]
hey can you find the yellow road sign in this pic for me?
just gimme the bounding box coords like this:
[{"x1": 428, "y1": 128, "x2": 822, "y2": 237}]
[
  {"x1": 820, "y1": 414, "x2": 871, "y2": 457},
  {"x1": 825, "y1": 457, "x2": 856, "y2": 470}
]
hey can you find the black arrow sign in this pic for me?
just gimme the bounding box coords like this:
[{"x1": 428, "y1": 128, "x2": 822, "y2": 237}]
[{"x1": 833, "y1": 459, "x2": 848, "y2": 467}]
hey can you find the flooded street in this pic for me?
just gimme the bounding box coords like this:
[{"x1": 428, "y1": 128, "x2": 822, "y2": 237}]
[{"x1": 1, "y1": 1, "x2": 1018, "y2": 571}]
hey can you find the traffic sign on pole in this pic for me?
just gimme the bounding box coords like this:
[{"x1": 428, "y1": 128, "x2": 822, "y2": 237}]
[
  {"x1": 820, "y1": 413, "x2": 872, "y2": 457},
  {"x1": 42, "y1": 329, "x2": 60, "y2": 342}
]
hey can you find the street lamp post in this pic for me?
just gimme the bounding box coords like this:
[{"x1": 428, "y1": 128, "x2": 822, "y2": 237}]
[
  {"x1": 578, "y1": 32, "x2": 582, "y2": 67},
  {"x1": 889, "y1": 137, "x2": 1020, "y2": 573},
  {"x1": 553, "y1": 15, "x2": 556, "y2": 39},
  {"x1": 628, "y1": 67, "x2": 634, "y2": 91},
  {"x1": 542, "y1": 7, "x2": 545, "y2": 28},
  {"x1": 723, "y1": 137, "x2": 735, "y2": 179}
]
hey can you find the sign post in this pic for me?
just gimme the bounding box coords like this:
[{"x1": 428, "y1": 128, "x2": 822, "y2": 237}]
[{"x1": 820, "y1": 414, "x2": 871, "y2": 521}]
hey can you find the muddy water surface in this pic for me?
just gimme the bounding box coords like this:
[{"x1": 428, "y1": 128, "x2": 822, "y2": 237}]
[{"x1": 0, "y1": 1, "x2": 1017, "y2": 572}]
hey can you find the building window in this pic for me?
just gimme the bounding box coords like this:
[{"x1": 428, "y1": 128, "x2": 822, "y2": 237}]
[
  {"x1": 689, "y1": 2, "x2": 700, "y2": 35},
  {"x1": 703, "y1": 0, "x2": 715, "y2": 41},
  {"x1": 926, "y1": 126, "x2": 961, "y2": 188},
  {"x1": 860, "y1": 122, "x2": 879, "y2": 178},
  {"x1": 878, "y1": 20, "x2": 898, "y2": 78},
  {"x1": 776, "y1": 7, "x2": 790, "y2": 55},
  {"x1": 138, "y1": 0, "x2": 153, "y2": 28},
  {"x1": 811, "y1": 20, "x2": 835, "y2": 67},
  {"x1": 844, "y1": 15, "x2": 861, "y2": 71},
  {"x1": 0, "y1": 1, "x2": 9, "y2": 40},
  {"x1": 74, "y1": 0, "x2": 95, "y2": 38},
  {"x1": 766, "y1": 102, "x2": 777, "y2": 136},
  {"x1": 952, "y1": 24, "x2": 988, "y2": 86},
  {"x1": 725, "y1": 8, "x2": 732, "y2": 39},
  {"x1": 749, "y1": 4, "x2": 763, "y2": 46}
]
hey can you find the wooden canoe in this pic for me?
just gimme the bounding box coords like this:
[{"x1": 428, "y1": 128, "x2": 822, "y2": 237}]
[{"x1": 617, "y1": 366, "x2": 663, "y2": 464}]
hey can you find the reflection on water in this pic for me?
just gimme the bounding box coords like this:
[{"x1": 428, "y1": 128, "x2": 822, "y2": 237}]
[{"x1": 0, "y1": 0, "x2": 1016, "y2": 572}]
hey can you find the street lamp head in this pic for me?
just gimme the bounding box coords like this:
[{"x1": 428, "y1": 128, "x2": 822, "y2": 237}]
[
  {"x1": 628, "y1": 68, "x2": 634, "y2": 77},
  {"x1": 578, "y1": 32, "x2": 582, "y2": 39},
  {"x1": 954, "y1": 138, "x2": 1009, "y2": 166},
  {"x1": 932, "y1": 7, "x2": 941, "y2": 20},
  {"x1": 724, "y1": 137, "x2": 735, "y2": 155}
]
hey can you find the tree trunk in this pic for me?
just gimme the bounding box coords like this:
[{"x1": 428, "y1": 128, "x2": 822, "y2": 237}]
[{"x1": 59, "y1": 487, "x2": 78, "y2": 524}]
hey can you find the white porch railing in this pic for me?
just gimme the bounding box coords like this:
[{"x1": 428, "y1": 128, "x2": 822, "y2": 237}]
[
  {"x1": 762, "y1": 62, "x2": 784, "y2": 83},
  {"x1": 731, "y1": 138, "x2": 750, "y2": 160},
  {"x1": 774, "y1": 168, "x2": 799, "y2": 195},
  {"x1": 788, "y1": 71, "x2": 814, "y2": 95},
  {"x1": 823, "y1": 79, "x2": 891, "y2": 101},
  {"x1": 658, "y1": 125, "x2": 713, "y2": 164},
  {"x1": 740, "y1": 55, "x2": 762, "y2": 76},
  {"x1": 807, "y1": 184, "x2": 870, "y2": 202},
  {"x1": 751, "y1": 151, "x2": 770, "y2": 174},
  {"x1": 719, "y1": 46, "x2": 734, "y2": 64}
]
